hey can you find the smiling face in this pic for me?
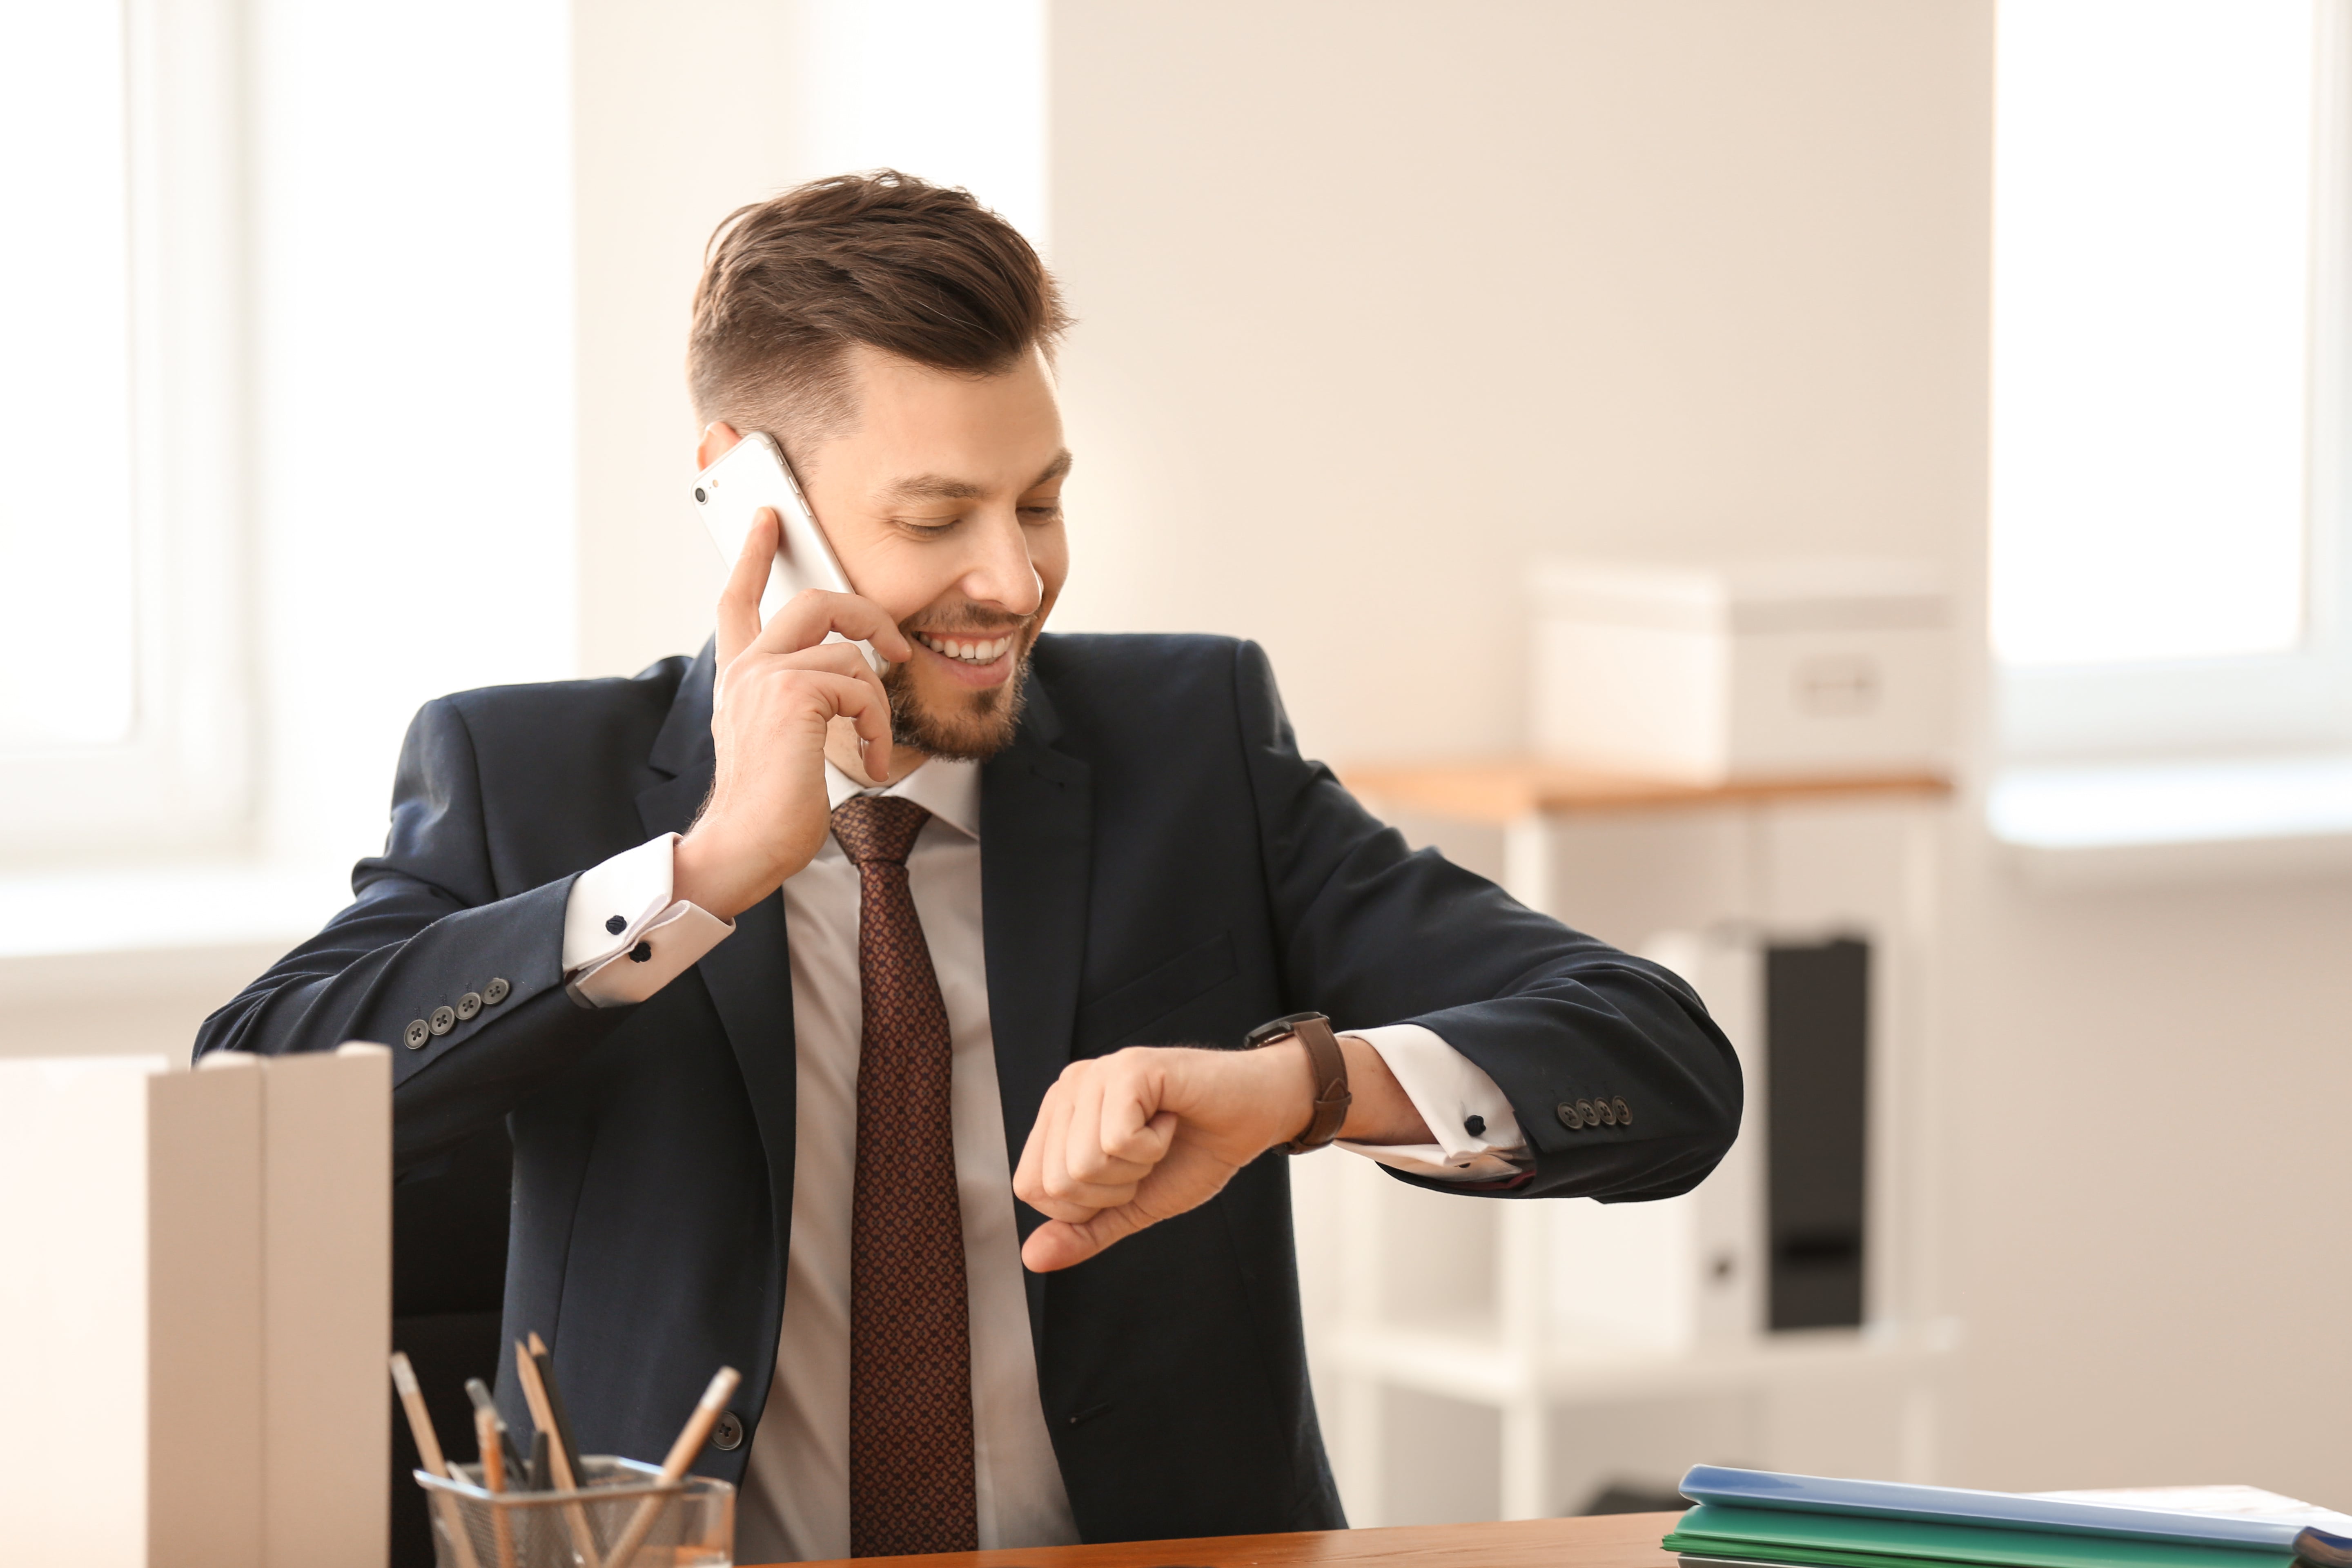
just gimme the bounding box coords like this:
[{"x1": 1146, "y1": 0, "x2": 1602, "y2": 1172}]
[{"x1": 784, "y1": 341, "x2": 1070, "y2": 761}]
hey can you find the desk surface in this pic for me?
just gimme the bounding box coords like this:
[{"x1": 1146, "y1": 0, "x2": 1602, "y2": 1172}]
[
  {"x1": 1341, "y1": 760, "x2": 1951, "y2": 824},
  {"x1": 771, "y1": 1509, "x2": 1683, "y2": 1568}
]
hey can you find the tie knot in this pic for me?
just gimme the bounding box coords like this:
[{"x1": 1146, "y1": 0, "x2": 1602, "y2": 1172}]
[{"x1": 830, "y1": 793, "x2": 931, "y2": 867}]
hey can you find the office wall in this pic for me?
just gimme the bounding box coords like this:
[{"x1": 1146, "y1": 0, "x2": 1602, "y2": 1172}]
[{"x1": 1045, "y1": 0, "x2": 1985, "y2": 762}]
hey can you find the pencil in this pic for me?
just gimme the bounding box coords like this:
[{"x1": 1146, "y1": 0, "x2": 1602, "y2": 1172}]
[
  {"x1": 476, "y1": 1403, "x2": 517, "y2": 1568},
  {"x1": 388, "y1": 1352, "x2": 485, "y2": 1568},
  {"x1": 515, "y1": 1339, "x2": 603, "y2": 1568},
  {"x1": 599, "y1": 1366, "x2": 743, "y2": 1568},
  {"x1": 464, "y1": 1376, "x2": 528, "y2": 1481},
  {"x1": 526, "y1": 1332, "x2": 589, "y2": 1490}
]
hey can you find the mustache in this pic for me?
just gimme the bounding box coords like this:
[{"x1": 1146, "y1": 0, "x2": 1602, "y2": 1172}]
[{"x1": 901, "y1": 610, "x2": 1036, "y2": 639}]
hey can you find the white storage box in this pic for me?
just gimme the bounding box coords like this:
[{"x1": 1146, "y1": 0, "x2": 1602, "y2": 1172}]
[{"x1": 1529, "y1": 559, "x2": 1951, "y2": 782}]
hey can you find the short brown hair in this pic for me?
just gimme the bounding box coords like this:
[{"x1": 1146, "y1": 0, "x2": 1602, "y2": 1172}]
[{"x1": 687, "y1": 170, "x2": 1070, "y2": 454}]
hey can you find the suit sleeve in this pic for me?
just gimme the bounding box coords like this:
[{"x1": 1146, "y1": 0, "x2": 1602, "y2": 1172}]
[
  {"x1": 192, "y1": 697, "x2": 636, "y2": 1171},
  {"x1": 1232, "y1": 640, "x2": 1742, "y2": 1202}
]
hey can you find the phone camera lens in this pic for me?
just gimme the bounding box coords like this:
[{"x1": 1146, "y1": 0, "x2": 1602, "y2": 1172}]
[{"x1": 693, "y1": 487, "x2": 707, "y2": 503}]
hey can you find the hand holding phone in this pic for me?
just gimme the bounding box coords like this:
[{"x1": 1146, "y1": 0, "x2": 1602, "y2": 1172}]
[{"x1": 672, "y1": 431, "x2": 913, "y2": 918}]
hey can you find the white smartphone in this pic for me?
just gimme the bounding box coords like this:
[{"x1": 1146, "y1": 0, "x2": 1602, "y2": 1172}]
[{"x1": 690, "y1": 431, "x2": 886, "y2": 673}]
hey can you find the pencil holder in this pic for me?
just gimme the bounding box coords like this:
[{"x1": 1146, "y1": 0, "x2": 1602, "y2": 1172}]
[{"x1": 414, "y1": 1455, "x2": 734, "y2": 1568}]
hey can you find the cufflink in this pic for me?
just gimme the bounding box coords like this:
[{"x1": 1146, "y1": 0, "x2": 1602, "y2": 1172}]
[
  {"x1": 629, "y1": 940, "x2": 652, "y2": 963},
  {"x1": 606, "y1": 915, "x2": 626, "y2": 935},
  {"x1": 1464, "y1": 1114, "x2": 1486, "y2": 1138}
]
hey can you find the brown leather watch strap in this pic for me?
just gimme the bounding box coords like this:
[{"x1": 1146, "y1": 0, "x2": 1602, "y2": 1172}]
[{"x1": 1245, "y1": 1011, "x2": 1352, "y2": 1154}]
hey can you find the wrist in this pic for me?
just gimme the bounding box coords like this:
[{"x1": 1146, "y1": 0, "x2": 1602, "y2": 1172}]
[{"x1": 673, "y1": 825, "x2": 769, "y2": 920}]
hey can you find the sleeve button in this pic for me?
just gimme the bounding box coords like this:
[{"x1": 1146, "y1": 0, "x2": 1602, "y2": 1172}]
[
  {"x1": 429, "y1": 1006, "x2": 457, "y2": 1036},
  {"x1": 711, "y1": 1412, "x2": 745, "y2": 1451},
  {"x1": 1613, "y1": 1096, "x2": 1632, "y2": 1126},
  {"x1": 455, "y1": 992, "x2": 483, "y2": 1021},
  {"x1": 403, "y1": 1019, "x2": 430, "y2": 1050},
  {"x1": 1575, "y1": 1098, "x2": 1597, "y2": 1127},
  {"x1": 1555, "y1": 1101, "x2": 1584, "y2": 1130},
  {"x1": 483, "y1": 977, "x2": 510, "y2": 1005}
]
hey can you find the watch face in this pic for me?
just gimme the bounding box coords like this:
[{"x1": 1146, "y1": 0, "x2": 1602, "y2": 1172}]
[{"x1": 1245, "y1": 1010, "x2": 1327, "y2": 1048}]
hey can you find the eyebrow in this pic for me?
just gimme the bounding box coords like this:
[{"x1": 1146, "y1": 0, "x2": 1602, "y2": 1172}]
[{"x1": 880, "y1": 449, "x2": 1074, "y2": 505}]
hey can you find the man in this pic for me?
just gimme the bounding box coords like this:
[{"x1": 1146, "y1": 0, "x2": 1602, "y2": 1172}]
[{"x1": 198, "y1": 171, "x2": 1740, "y2": 1561}]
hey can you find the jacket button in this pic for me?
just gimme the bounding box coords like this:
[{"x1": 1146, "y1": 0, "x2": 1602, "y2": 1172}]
[
  {"x1": 1575, "y1": 1098, "x2": 1597, "y2": 1127},
  {"x1": 483, "y1": 977, "x2": 510, "y2": 1005},
  {"x1": 456, "y1": 991, "x2": 483, "y2": 1021},
  {"x1": 403, "y1": 1019, "x2": 430, "y2": 1050},
  {"x1": 712, "y1": 1412, "x2": 745, "y2": 1451},
  {"x1": 1595, "y1": 1098, "x2": 1617, "y2": 1126},
  {"x1": 429, "y1": 1005, "x2": 457, "y2": 1036},
  {"x1": 1613, "y1": 1096, "x2": 1632, "y2": 1126},
  {"x1": 1556, "y1": 1101, "x2": 1584, "y2": 1130}
]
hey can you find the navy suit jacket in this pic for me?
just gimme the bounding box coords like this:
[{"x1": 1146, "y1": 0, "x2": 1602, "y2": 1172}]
[{"x1": 196, "y1": 633, "x2": 1740, "y2": 1542}]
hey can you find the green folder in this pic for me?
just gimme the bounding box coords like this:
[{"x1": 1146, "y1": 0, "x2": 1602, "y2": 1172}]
[{"x1": 1662, "y1": 1505, "x2": 2301, "y2": 1568}]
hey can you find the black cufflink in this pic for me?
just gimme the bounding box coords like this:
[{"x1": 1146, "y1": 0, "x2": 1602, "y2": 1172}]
[
  {"x1": 629, "y1": 940, "x2": 653, "y2": 963},
  {"x1": 1464, "y1": 1114, "x2": 1486, "y2": 1138},
  {"x1": 606, "y1": 915, "x2": 626, "y2": 935}
]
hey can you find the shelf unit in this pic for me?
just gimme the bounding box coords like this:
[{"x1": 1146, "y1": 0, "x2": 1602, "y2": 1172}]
[{"x1": 1300, "y1": 762, "x2": 1958, "y2": 1526}]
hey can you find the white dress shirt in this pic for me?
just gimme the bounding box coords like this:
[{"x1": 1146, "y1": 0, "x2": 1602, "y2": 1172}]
[{"x1": 560, "y1": 757, "x2": 1528, "y2": 1562}]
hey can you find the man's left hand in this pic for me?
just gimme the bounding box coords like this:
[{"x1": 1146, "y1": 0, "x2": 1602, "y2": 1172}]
[{"x1": 1013, "y1": 1035, "x2": 1430, "y2": 1272}]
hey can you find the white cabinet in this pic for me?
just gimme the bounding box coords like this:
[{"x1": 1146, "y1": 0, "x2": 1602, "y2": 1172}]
[{"x1": 1307, "y1": 764, "x2": 1957, "y2": 1526}]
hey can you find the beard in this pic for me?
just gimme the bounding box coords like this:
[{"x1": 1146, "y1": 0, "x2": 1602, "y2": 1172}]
[{"x1": 885, "y1": 632, "x2": 1034, "y2": 761}]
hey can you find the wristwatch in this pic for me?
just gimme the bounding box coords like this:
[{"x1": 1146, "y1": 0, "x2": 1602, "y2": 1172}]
[{"x1": 1243, "y1": 1011, "x2": 1352, "y2": 1154}]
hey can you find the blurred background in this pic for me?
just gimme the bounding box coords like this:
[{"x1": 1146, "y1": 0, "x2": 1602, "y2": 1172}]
[{"x1": 7, "y1": 0, "x2": 2352, "y2": 1533}]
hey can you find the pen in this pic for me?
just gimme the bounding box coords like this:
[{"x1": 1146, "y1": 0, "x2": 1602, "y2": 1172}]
[
  {"x1": 600, "y1": 1366, "x2": 744, "y2": 1568},
  {"x1": 475, "y1": 1403, "x2": 517, "y2": 1568},
  {"x1": 388, "y1": 1352, "x2": 485, "y2": 1568},
  {"x1": 515, "y1": 1339, "x2": 603, "y2": 1568},
  {"x1": 2296, "y1": 1530, "x2": 2352, "y2": 1568}
]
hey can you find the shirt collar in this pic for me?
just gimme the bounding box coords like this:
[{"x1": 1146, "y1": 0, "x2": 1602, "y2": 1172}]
[{"x1": 822, "y1": 755, "x2": 982, "y2": 840}]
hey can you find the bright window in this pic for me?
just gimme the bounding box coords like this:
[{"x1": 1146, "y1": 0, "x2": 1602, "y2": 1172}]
[
  {"x1": 0, "y1": 2, "x2": 138, "y2": 748},
  {"x1": 1991, "y1": 0, "x2": 2352, "y2": 765}
]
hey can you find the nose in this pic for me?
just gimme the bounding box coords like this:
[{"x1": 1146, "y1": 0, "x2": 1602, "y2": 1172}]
[{"x1": 958, "y1": 506, "x2": 1043, "y2": 618}]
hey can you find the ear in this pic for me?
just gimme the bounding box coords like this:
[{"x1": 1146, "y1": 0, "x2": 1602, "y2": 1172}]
[{"x1": 695, "y1": 421, "x2": 742, "y2": 471}]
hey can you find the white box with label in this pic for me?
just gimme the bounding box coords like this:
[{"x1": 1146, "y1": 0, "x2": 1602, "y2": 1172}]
[{"x1": 1529, "y1": 559, "x2": 1951, "y2": 782}]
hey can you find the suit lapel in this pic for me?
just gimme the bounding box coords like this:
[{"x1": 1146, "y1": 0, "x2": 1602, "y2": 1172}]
[
  {"x1": 980, "y1": 674, "x2": 1093, "y2": 1333},
  {"x1": 637, "y1": 642, "x2": 798, "y2": 1253}
]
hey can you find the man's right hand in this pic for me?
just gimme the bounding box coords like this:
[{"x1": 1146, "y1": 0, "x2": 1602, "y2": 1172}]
[{"x1": 672, "y1": 509, "x2": 911, "y2": 920}]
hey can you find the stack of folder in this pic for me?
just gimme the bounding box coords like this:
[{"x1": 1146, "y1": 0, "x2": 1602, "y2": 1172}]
[{"x1": 1663, "y1": 1467, "x2": 2352, "y2": 1568}]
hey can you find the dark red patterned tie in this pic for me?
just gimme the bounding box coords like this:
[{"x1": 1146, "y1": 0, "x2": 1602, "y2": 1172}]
[{"x1": 830, "y1": 794, "x2": 979, "y2": 1558}]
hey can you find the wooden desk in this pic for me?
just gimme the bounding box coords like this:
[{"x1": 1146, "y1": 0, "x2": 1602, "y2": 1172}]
[
  {"x1": 766, "y1": 1510, "x2": 1683, "y2": 1568},
  {"x1": 1339, "y1": 759, "x2": 1950, "y2": 825}
]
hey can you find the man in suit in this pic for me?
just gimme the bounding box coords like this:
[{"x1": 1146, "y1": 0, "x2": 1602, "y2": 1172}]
[{"x1": 198, "y1": 171, "x2": 1740, "y2": 1562}]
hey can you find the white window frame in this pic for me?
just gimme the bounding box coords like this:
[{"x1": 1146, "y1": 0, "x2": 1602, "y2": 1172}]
[
  {"x1": 1997, "y1": 0, "x2": 2352, "y2": 766},
  {"x1": 0, "y1": 0, "x2": 253, "y2": 860}
]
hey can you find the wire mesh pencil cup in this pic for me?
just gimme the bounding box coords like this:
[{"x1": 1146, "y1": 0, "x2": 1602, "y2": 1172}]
[{"x1": 415, "y1": 1456, "x2": 733, "y2": 1568}]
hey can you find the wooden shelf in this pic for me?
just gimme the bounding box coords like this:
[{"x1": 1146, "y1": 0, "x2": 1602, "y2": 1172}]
[
  {"x1": 1338, "y1": 760, "x2": 1952, "y2": 825},
  {"x1": 1322, "y1": 1319, "x2": 1955, "y2": 1408}
]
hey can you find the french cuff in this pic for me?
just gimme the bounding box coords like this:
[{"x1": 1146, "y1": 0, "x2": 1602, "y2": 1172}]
[
  {"x1": 1334, "y1": 1022, "x2": 1531, "y2": 1182},
  {"x1": 560, "y1": 833, "x2": 735, "y2": 1008}
]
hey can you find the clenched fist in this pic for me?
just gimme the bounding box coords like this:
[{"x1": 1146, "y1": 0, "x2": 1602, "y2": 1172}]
[{"x1": 1014, "y1": 1034, "x2": 1430, "y2": 1272}]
